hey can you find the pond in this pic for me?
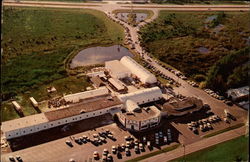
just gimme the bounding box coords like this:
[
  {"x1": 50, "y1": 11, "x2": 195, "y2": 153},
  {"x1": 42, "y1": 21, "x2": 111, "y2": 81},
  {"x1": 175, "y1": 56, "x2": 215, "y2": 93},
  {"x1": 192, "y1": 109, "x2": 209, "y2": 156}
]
[
  {"x1": 70, "y1": 45, "x2": 134, "y2": 68},
  {"x1": 198, "y1": 47, "x2": 210, "y2": 54},
  {"x1": 116, "y1": 12, "x2": 148, "y2": 23}
]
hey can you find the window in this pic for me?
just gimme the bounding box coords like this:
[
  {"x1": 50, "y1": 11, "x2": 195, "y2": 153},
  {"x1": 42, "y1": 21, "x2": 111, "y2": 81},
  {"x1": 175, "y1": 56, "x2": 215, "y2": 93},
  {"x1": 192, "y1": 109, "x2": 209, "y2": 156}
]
[
  {"x1": 23, "y1": 131, "x2": 25, "y2": 133},
  {"x1": 16, "y1": 133, "x2": 18, "y2": 135},
  {"x1": 30, "y1": 129, "x2": 32, "y2": 131},
  {"x1": 93, "y1": 113, "x2": 95, "y2": 115},
  {"x1": 86, "y1": 115, "x2": 88, "y2": 117},
  {"x1": 51, "y1": 124, "x2": 53, "y2": 126},
  {"x1": 100, "y1": 112, "x2": 102, "y2": 114},
  {"x1": 65, "y1": 120, "x2": 67, "y2": 122},
  {"x1": 44, "y1": 126, "x2": 46, "y2": 128},
  {"x1": 79, "y1": 117, "x2": 81, "y2": 119},
  {"x1": 58, "y1": 122, "x2": 60, "y2": 124}
]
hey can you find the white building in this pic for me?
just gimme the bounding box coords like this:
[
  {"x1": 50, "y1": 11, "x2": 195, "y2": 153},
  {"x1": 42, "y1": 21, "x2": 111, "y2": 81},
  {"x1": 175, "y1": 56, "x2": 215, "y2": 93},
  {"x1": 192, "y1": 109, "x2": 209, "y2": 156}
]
[
  {"x1": 118, "y1": 87, "x2": 162, "y2": 105},
  {"x1": 105, "y1": 60, "x2": 131, "y2": 79},
  {"x1": 2, "y1": 96, "x2": 123, "y2": 140},
  {"x1": 120, "y1": 56, "x2": 157, "y2": 84},
  {"x1": 116, "y1": 103, "x2": 161, "y2": 131},
  {"x1": 226, "y1": 86, "x2": 249, "y2": 101},
  {"x1": 64, "y1": 87, "x2": 109, "y2": 103},
  {"x1": 108, "y1": 78, "x2": 125, "y2": 91}
]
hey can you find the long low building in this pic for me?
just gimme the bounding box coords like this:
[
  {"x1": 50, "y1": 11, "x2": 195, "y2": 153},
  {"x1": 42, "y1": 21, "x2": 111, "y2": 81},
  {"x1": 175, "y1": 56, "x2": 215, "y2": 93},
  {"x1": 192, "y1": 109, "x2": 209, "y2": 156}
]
[
  {"x1": 1, "y1": 96, "x2": 123, "y2": 140},
  {"x1": 118, "y1": 87, "x2": 162, "y2": 105},
  {"x1": 64, "y1": 87, "x2": 109, "y2": 103}
]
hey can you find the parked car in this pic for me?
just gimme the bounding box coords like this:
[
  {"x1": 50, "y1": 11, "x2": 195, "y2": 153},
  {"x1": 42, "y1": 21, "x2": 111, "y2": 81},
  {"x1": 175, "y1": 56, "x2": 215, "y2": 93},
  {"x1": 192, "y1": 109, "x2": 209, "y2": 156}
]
[
  {"x1": 139, "y1": 143, "x2": 144, "y2": 151},
  {"x1": 107, "y1": 154, "x2": 113, "y2": 161},
  {"x1": 66, "y1": 140, "x2": 73, "y2": 147},
  {"x1": 112, "y1": 146, "x2": 116, "y2": 154},
  {"x1": 134, "y1": 145, "x2": 139, "y2": 153},
  {"x1": 93, "y1": 151, "x2": 99, "y2": 160},
  {"x1": 143, "y1": 136, "x2": 147, "y2": 143},
  {"x1": 159, "y1": 131, "x2": 163, "y2": 138},
  {"x1": 103, "y1": 149, "x2": 109, "y2": 156},
  {"x1": 9, "y1": 156, "x2": 15, "y2": 162},
  {"x1": 147, "y1": 141, "x2": 151, "y2": 148},
  {"x1": 125, "y1": 148, "x2": 130, "y2": 156},
  {"x1": 16, "y1": 155, "x2": 22, "y2": 162},
  {"x1": 163, "y1": 136, "x2": 168, "y2": 143}
]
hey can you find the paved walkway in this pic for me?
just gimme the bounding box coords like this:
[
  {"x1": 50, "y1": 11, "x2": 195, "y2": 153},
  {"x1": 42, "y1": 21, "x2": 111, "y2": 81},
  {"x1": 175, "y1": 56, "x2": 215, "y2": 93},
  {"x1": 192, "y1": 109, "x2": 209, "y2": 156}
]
[{"x1": 142, "y1": 126, "x2": 247, "y2": 162}]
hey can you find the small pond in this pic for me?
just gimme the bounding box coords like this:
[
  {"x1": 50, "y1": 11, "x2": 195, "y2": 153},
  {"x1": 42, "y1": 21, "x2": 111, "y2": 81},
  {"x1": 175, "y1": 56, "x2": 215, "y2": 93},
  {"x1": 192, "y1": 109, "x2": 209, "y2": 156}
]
[
  {"x1": 116, "y1": 12, "x2": 148, "y2": 23},
  {"x1": 198, "y1": 47, "x2": 210, "y2": 54},
  {"x1": 70, "y1": 45, "x2": 133, "y2": 68}
]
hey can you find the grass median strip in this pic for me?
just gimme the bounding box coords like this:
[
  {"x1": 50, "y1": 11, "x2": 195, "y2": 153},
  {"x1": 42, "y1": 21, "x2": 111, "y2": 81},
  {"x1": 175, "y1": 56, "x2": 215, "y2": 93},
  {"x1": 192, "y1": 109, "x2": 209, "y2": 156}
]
[
  {"x1": 203, "y1": 123, "x2": 245, "y2": 138},
  {"x1": 126, "y1": 144, "x2": 180, "y2": 162}
]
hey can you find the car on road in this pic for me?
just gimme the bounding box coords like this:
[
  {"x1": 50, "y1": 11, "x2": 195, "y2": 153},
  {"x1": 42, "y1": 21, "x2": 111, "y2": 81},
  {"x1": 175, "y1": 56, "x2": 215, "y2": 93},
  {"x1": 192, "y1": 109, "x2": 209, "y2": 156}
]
[
  {"x1": 224, "y1": 100, "x2": 233, "y2": 106},
  {"x1": 65, "y1": 140, "x2": 73, "y2": 147},
  {"x1": 69, "y1": 158, "x2": 75, "y2": 162},
  {"x1": 93, "y1": 151, "x2": 99, "y2": 160},
  {"x1": 224, "y1": 117, "x2": 230, "y2": 123}
]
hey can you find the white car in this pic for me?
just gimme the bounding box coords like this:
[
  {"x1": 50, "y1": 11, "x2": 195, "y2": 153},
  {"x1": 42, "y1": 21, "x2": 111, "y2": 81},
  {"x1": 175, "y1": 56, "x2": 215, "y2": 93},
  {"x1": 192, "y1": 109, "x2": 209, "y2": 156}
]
[
  {"x1": 159, "y1": 131, "x2": 163, "y2": 138},
  {"x1": 139, "y1": 143, "x2": 144, "y2": 151},
  {"x1": 112, "y1": 146, "x2": 116, "y2": 154},
  {"x1": 147, "y1": 141, "x2": 151, "y2": 147},
  {"x1": 93, "y1": 151, "x2": 99, "y2": 160},
  {"x1": 143, "y1": 136, "x2": 147, "y2": 143},
  {"x1": 103, "y1": 149, "x2": 108, "y2": 156},
  {"x1": 125, "y1": 148, "x2": 130, "y2": 156}
]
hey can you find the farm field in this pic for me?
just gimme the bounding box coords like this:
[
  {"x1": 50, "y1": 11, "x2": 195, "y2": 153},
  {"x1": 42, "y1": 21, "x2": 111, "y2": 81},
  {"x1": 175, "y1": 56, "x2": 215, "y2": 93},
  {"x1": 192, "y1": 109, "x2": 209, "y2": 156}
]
[
  {"x1": 140, "y1": 11, "x2": 250, "y2": 91},
  {"x1": 1, "y1": 7, "x2": 124, "y2": 121}
]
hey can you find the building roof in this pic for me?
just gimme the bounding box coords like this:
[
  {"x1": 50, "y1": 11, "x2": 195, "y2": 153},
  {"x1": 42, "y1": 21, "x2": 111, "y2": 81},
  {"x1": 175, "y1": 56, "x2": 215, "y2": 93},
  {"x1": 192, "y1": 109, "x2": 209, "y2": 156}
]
[
  {"x1": 122, "y1": 105, "x2": 161, "y2": 121},
  {"x1": 12, "y1": 101, "x2": 21, "y2": 110},
  {"x1": 120, "y1": 56, "x2": 157, "y2": 84},
  {"x1": 64, "y1": 87, "x2": 109, "y2": 103},
  {"x1": 86, "y1": 71, "x2": 105, "y2": 78},
  {"x1": 125, "y1": 100, "x2": 140, "y2": 112},
  {"x1": 90, "y1": 76, "x2": 105, "y2": 88},
  {"x1": 105, "y1": 60, "x2": 131, "y2": 78},
  {"x1": 108, "y1": 78, "x2": 125, "y2": 91},
  {"x1": 226, "y1": 86, "x2": 249, "y2": 98},
  {"x1": 118, "y1": 87, "x2": 162, "y2": 105},
  {"x1": 162, "y1": 97, "x2": 203, "y2": 116},
  {"x1": 29, "y1": 97, "x2": 38, "y2": 105},
  {"x1": 44, "y1": 96, "x2": 123, "y2": 121},
  {"x1": 1, "y1": 113, "x2": 49, "y2": 133}
]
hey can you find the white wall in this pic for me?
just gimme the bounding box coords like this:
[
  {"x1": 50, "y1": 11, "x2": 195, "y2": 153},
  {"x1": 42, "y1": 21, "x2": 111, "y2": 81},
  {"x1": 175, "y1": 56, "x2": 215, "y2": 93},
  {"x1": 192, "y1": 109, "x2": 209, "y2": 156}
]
[{"x1": 5, "y1": 105, "x2": 122, "y2": 139}]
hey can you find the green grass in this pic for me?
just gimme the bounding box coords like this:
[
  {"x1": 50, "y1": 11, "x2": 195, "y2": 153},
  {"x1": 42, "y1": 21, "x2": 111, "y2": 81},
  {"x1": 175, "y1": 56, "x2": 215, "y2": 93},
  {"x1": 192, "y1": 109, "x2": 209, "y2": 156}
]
[
  {"x1": 1, "y1": 6, "x2": 124, "y2": 121},
  {"x1": 126, "y1": 144, "x2": 180, "y2": 162},
  {"x1": 140, "y1": 11, "x2": 250, "y2": 82},
  {"x1": 202, "y1": 123, "x2": 245, "y2": 138},
  {"x1": 171, "y1": 135, "x2": 249, "y2": 162}
]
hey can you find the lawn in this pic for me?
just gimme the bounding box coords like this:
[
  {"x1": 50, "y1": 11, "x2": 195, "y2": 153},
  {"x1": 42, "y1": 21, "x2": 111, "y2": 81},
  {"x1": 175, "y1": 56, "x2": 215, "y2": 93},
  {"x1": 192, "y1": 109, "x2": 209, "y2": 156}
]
[
  {"x1": 171, "y1": 135, "x2": 249, "y2": 162},
  {"x1": 140, "y1": 11, "x2": 250, "y2": 89},
  {"x1": 1, "y1": 7, "x2": 124, "y2": 121}
]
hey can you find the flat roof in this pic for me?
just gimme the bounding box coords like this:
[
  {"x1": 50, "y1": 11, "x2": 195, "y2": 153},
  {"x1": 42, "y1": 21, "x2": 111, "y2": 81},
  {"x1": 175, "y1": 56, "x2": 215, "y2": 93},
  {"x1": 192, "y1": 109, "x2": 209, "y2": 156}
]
[
  {"x1": 162, "y1": 97, "x2": 203, "y2": 115},
  {"x1": 44, "y1": 96, "x2": 123, "y2": 121},
  {"x1": 123, "y1": 105, "x2": 161, "y2": 121},
  {"x1": 108, "y1": 78, "x2": 125, "y2": 91},
  {"x1": 1, "y1": 113, "x2": 49, "y2": 133}
]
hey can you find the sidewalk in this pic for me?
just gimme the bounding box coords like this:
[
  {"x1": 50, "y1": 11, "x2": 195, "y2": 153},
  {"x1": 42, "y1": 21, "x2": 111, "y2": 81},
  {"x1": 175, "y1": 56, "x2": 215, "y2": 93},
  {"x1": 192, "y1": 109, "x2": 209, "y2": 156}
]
[{"x1": 142, "y1": 126, "x2": 247, "y2": 162}]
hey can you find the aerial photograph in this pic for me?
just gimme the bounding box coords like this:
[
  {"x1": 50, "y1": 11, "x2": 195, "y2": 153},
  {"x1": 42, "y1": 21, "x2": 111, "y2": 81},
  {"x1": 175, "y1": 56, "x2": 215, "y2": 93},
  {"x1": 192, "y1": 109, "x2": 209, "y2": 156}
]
[{"x1": 0, "y1": 0, "x2": 249, "y2": 161}]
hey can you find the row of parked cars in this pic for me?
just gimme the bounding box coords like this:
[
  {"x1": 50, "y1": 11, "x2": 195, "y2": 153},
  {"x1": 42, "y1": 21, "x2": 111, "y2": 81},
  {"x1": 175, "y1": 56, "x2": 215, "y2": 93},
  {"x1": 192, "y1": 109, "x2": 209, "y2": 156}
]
[
  {"x1": 188, "y1": 115, "x2": 221, "y2": 134},
  {"x1": 204, "y1": 89, "x2": 234, "y2": 106},
  {"x1": 65, "y1": 129, "x2": 115, "y2": 147},
  {"x1": 8, "y1": 155, "x2": 22, "y2": 162},
  {"x1": 187, "y1": 80, "x2": 199, "y2": 87},
  {"x1": 155, "y1": 129, "x2": 172, "y2": 145}
]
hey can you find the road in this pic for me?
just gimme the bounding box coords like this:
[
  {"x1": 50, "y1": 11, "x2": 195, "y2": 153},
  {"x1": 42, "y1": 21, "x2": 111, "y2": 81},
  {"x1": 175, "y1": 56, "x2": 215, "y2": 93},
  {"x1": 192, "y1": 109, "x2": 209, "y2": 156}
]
[{"x1": 2, "y1": 1, "x2": 249, "y2": 161}]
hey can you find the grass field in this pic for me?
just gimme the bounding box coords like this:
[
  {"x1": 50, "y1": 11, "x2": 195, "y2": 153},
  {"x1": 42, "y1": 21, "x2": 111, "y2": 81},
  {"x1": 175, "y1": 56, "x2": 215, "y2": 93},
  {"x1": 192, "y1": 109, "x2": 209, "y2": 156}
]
[
  {"x1": 140, "y1": 11, "x2": 250, "y2": 85},
  {"x1": 1, "y1": 7, "x2": 124, "y2": 121},
  {"x1": 171, "y1": 135, "x2": 249, "y2": 162}
]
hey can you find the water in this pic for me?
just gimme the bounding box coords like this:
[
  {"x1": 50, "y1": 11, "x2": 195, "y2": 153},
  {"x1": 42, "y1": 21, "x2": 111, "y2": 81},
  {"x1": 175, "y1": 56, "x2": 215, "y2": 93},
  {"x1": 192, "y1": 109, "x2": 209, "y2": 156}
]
[
  {"x1": 70, "y1": 45, "x2": 133, "y2": 68},
  {"x1": 198, "y1": 47, "x2": 210, "y2": 54},
  {"x1": 116, "y1": 12, "x2": 148, "y2": 23}
]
